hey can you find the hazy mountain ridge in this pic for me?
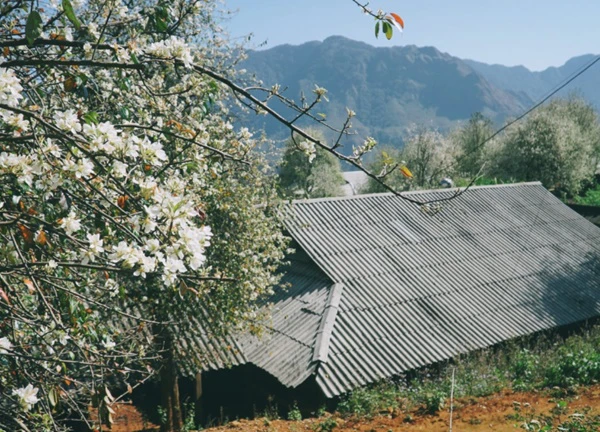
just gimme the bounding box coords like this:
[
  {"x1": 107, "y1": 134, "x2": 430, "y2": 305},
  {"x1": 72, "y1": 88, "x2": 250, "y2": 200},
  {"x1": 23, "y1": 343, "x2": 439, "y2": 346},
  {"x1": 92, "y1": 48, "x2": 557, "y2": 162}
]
[
  {"x1": 464, "y1": 54, "x2": 600, "y2": 108},
  {"x1": 240, "y1": 36, "x2": 598, "y2": 150}
]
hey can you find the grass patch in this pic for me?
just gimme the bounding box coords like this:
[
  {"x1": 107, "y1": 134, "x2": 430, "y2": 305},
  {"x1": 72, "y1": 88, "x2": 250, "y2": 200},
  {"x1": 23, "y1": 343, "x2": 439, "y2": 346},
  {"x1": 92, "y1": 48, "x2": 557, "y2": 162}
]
[
  {"x1": 573, "y1": 183, "x2": 600, "y2": 206},
  {"x1": 337, "y1": 325, "x2": 600, "y2": 418}
]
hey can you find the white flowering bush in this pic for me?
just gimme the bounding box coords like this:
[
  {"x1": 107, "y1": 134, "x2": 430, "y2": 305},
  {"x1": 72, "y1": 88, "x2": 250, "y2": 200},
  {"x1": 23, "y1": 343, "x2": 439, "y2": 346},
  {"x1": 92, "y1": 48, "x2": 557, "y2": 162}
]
[
  {"x1": 491, "y1": 98, "x2": 600, "y2": 196},
  {"x1": 0, "y1": 1, "x2": 286, "y2": 430},
  {"x1": 401, "y1": 126, "x2": 455, "y2": 188}
]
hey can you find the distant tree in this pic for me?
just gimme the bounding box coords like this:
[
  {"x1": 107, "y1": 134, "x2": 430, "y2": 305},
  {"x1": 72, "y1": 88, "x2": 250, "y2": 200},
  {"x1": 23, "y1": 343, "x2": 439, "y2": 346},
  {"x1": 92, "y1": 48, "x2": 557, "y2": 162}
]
[
  {"x1": 491, "y1": 97, "x2": 600, "y2": 196},
  {"x1": 452, "y1": 112, "x2": 495, "y2": 177},
  {"x1": 362, "y1": 128, "x2": 455, "y2": 193},
  {"x1": 403, "y1": 127, "x2": 455, "y2": 188},
  {"x1": 361, "y1": 146, "x2": 410, "y2": 193},
  {"x1": 278, "y1": 130, "x2": 345, "y2": 198}
]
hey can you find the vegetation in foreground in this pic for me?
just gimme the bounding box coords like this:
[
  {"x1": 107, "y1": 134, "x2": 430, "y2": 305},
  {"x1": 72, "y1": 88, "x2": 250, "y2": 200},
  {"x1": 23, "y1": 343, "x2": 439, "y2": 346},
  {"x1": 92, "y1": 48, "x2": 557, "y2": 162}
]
[
  {"x1": 194, "y1": 325, "x2": 600, "y2": 432},
  {"x1": 337, "y1": 324, "x2": 600, "y2": 418}
]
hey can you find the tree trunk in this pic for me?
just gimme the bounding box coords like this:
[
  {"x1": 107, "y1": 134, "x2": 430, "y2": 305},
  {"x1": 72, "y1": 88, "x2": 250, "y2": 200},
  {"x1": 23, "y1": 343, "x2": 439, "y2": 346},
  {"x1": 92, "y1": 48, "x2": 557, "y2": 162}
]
[
  {"x1": 194, "y1": 372, "x2": 204, "y2": 426},
  {"x1": 160, "y1": 337, "x2": 183, "y2": 432}
]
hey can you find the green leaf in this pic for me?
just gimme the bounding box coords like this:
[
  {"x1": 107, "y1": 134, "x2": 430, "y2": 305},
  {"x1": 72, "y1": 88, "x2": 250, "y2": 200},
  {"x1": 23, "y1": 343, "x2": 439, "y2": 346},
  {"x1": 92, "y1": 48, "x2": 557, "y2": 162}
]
[
  {"x1": 155, "y1": 17, "x2": 168, "y2": 32},
  {"x1": 62, "y1": 0, "x2": 82, "y2": 30},
  {"x1": 154, "y1": 6, "x2": 169, "y2": 32},
  {"x1": 130, "y1": 52, "x2": 140, "y2": 65},
  {"x1": 25, "y1": 11, "x2": 43, "y2": 46},
  {"x1": 383, "y1": 21, "x2": 393, "y2": 40},
  {"x1": 48, "y1": 387, "x2": 59, "y2": 407},
  {"x1": 119, "y1": 107, "x2": 130, "y2": 120},
  {"x1": 375, "y1": 21, "x2": 380, "y2": 39},
  {"x1": 83, "y1": 111, "x2": 99, "y2": 125}
]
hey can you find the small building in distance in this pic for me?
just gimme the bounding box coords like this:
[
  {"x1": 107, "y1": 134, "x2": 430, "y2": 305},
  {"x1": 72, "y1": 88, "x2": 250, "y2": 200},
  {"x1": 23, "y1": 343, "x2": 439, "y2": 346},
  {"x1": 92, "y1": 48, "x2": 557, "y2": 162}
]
[
  {"x1": 341, "y1": 170, "x2": 369, "y2": 196},
  {"x1": 186, "y1": 182, "x2": 600, "y2": 416}
]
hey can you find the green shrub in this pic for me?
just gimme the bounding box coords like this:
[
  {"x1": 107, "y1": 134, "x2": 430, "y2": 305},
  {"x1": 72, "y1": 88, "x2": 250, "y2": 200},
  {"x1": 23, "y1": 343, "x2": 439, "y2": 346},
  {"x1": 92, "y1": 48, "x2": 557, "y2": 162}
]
[
  {"x1": 287, "y1": 403, "x2": 302, "y2": 421},
  {"x1": 418, "y1": 389, "x2": 446, "y2": 414},
  {"x1": 337, "y1": 325, "x2": 600, "y2": 419},
  {"x1": 338, "y1": 382, "x2": 404, "y2": 417},
  {"x1": 574, "y1": 183, "x2": 600, "y2": 206},
  {"x1": 313, "y1": 416, "x2": 338, "y2": 432},
  {"x1": 544, "y1": 349, "x2": 600, "y2": 387},
  {"x1": 510, "y1": 349, "x2": 539, "y2": 389}
]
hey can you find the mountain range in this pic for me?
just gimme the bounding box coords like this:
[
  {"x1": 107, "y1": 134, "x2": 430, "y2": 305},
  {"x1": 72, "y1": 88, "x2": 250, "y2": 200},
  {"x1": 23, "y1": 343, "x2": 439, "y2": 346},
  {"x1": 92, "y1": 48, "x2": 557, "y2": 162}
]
[{"x1": 239, "y1": 36, "x2": 599, "y2": 150}]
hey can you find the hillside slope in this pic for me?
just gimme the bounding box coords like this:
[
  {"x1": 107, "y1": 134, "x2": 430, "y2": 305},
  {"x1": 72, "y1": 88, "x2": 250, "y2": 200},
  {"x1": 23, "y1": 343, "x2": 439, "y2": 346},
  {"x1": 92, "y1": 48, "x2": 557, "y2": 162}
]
[
  {"x1": 240, "y1": 36, "x2": 531, "y2": 150},
  {"x1": 465, "y1": 54, "x2": 600, "y2": 107}
]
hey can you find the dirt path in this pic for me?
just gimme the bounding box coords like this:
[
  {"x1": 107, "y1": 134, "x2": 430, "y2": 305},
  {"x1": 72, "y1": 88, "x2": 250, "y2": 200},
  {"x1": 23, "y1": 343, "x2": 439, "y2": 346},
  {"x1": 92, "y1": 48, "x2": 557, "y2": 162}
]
[
  {"x1": 107, "y1": 385, "x2": 600, "y2": 431},
  {"x1": 205, "y1": 386, "x2": 600, "y2": 432}
]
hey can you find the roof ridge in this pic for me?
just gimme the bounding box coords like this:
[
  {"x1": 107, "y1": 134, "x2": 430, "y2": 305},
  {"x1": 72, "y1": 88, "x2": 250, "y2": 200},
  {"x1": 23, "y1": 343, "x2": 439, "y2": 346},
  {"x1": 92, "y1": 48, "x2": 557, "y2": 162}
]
[
  {"x1": 312, "y1": 283, "x2": 344, "y2": 364},
  {"x1": 290, "y1": 181, "x2": 543, "y2": 204}
]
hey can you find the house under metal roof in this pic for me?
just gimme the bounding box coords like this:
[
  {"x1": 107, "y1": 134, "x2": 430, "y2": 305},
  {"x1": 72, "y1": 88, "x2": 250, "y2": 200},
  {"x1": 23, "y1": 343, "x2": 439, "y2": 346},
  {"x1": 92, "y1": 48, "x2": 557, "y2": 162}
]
[{"x1": 194, "y1": 182, "x2": 600, "y2": 399}]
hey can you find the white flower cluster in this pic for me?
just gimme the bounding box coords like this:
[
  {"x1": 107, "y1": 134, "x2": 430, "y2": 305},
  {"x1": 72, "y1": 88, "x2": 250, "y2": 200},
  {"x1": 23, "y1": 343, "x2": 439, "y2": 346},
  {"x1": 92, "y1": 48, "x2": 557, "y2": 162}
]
[
  {"x1": 0, "y1": 68, "x2": 23, "y2": 108},
  {"x1": 12, "y1": 384, "x2": 39, "y2": 411},
  {"x1": 83, "y1": 122, "x2": 121, "y2": 153},
  {"x1": 82, "y1": 123, "x2": 167, "y2": 166},
  {"x1": 0, "y1": 69, "x2": 29, "y2": 135},
  {"x1": 146, "y1": 36, "x2": 194, "y2": 68},
  {"x1": 54, "y1": 109, "x2": 82, "y2": 134},
  {"x1": 297, "y1": 140, "x2": 316, "y2": 163},
  {"x1": 108, "y1": 223, "x2": 212, "y2": 285},
  {"x1": 352, "y1": 136, "x2": 378, "y2": 158},
  {"x1": 108, "y1": 183, "x2": 215, "y2": 284},
  {"x1": 0, "y1": 152, "x2": 40, "y2": 186},
  {"x1": 0, "y1": 336, "x2": 12, "y2": 353},
  {"x1": 60, "y1": 212, "x2": 82, "y2": 236}
]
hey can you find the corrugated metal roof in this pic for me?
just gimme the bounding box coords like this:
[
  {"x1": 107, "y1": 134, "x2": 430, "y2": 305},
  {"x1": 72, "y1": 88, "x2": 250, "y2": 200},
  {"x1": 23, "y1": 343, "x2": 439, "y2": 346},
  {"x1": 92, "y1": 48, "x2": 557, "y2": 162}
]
[
  {"x1": 237, "y1": 247, "x2": 334, "y2": 387},
  {"x1": 191, "y1": 182, "x2": 600, "y2": 398},
  {"x1": 288, "y1": 182, "x2": 600, "y2": 397},
  {"x1": 175, "y1": 303, "x2": 248, "y2": 376}
]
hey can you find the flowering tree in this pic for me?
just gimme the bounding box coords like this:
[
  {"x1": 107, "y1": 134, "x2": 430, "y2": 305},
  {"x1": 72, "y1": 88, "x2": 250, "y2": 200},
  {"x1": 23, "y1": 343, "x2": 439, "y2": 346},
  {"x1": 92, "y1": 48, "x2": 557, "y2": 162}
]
[
  {"x1": 491, "y1": 98, "x2": 600, "y2": 196},
  {"x1": 278, "y1": 129, "x2": 345, "y2": 199},
  {"x1": 452, "y1": 112, "x2": 495, "y2": 177},
  {"x1": 0, "y1": 1, "x2": 291, "y2": 430},
  {"x1": 0, "y1": 0, "x2": 433, "y2": 431}
]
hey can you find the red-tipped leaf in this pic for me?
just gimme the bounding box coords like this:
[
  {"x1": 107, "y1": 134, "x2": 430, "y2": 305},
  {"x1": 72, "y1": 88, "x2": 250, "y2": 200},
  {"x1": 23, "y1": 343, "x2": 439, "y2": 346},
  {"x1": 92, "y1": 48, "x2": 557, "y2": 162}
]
[{"x1": 390, "y1": 13, "x2": 404, "y2": 29}]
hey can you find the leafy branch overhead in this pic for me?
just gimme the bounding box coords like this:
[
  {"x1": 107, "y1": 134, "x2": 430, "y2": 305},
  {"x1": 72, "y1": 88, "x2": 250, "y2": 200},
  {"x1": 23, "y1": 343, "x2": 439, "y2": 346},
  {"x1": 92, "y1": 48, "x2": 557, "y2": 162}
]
[{"x1": 351, "y1": 0, "x2": 404, "y2": 39}]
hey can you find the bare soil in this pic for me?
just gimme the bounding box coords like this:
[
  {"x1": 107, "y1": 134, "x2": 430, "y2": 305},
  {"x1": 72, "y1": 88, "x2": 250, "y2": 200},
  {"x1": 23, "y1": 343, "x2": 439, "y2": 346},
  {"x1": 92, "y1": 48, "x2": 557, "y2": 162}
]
[{"x1": 105, "y1": 385, "x2": 600, "y2": 431}]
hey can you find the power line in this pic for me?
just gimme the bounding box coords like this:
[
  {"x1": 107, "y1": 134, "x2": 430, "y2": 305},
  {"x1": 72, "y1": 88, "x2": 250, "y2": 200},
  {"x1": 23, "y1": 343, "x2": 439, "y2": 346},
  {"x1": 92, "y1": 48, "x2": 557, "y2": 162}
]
[
  {"x1": 451, "y1": 54, "x2": 600, "y2": 169},
  {"x1": 325, "y1": 54, "x2": 600, "y2": 223}
]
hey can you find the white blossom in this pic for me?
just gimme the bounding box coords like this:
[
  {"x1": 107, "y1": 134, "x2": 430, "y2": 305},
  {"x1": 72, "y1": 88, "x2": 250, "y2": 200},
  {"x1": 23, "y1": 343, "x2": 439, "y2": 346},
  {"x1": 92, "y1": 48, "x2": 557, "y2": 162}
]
[
  {"x1": 134, "y1": 255, "x2": 157, "y2": 278},
  {"x1": 82, "y1": 233, "x2": 104, "y2": 264},
  {"x1": 297, "y1": 140, "x2": 316, "y2": 163},
  {"x1": 140, "y1": 137, "x2": 168, "y2": 165},
  {"x1": 1, "y1": 112, "x2": 29, "y2": 132},
  {"x1": 146, "y1": 36, "x2": 194, "y2": 68},
  {"x1": 73, "y1": 158, "x2": 94, "y2": 178},
  {"x1": 102, "y1": 338, "x2": 116, "y2": 350},
  {"x1": 60, "y1": 212, "x2": 82, "y2": 235},
  {"x1": 58, "y1": 332, "x2": 70, "y2": 346},
  {"x1": 0, "y1": 69, "x2": 23, "y2": 107},
  {"x1": 162, "y1": 256, "x2": 186, "y2": 286},
  {"x1": 112, "y1": 160, "x2": 128, "y2": 178},
  {"x1": 53, "y1": 110, "x2": 82, "y2": 134},
  {"x1": 12, "y1": 384, "x2": 39, "y2": 411},
  {"x1": 0, "y1": 336, "x2": 12, "y2": 353}
]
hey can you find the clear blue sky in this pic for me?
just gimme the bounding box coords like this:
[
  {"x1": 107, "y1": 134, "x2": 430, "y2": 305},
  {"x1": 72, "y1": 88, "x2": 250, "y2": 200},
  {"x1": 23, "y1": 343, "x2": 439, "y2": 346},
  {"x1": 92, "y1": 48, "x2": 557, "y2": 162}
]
[{"x1": 224, "y1": 0, "x2": 599, "y2": 71}]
